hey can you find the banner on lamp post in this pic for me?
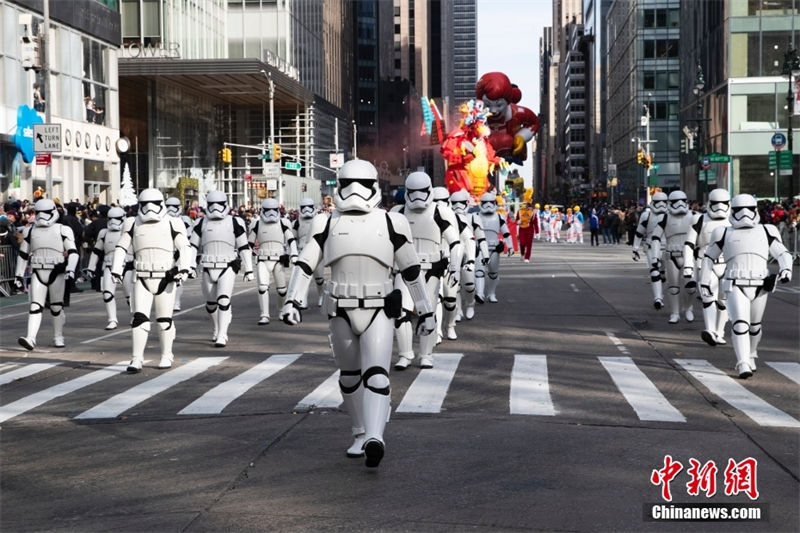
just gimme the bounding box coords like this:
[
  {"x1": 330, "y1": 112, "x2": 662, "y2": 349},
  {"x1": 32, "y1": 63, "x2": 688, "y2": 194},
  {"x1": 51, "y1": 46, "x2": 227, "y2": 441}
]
[{"x1": 794, "y1": 78, "x2": 800, "y2": 116}]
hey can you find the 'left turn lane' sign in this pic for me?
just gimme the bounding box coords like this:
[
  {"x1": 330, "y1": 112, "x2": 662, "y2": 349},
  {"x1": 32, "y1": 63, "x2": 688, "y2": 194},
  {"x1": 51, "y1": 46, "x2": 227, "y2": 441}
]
[{"x1": 33, "y1": 123, "x2": 61, "y2": 153}]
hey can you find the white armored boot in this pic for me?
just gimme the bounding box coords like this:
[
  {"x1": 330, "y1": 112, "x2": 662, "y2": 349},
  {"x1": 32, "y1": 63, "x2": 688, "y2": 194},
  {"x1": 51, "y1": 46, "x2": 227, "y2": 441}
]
[
  {"x1": 487, "y1": 274, "x2": 499, "y2": 303},
  {"x1": 215, "y1": 308, "x2": 232, "y2": 347},
  {"x1": 105, "y1": 297, "x2": 118, "y2": 330},
  {"x1": 52, "y1": 310, "x2": 66, "y2": 347},
  {"x1": 129, "y1": 321, "x2": 150, "y2": 372},
  {"x1": 19, "y1": 307, "x2": 44, "y2": 350},
  {"x1": 258, "y1": 289, "x2": 270, "y2": 324},
  {"x1": 362, "y1": 381, "x2": 391, "y2": 468},
  {"x1": 701, "y1": 302, "x2": 718, "y2": 346},
  {"x1": 393, "y1": 320, "x2": 415, "y2": 370},
  {"x1": 341, "y1": 385, "x2": 366, "y2": 458},
  {"x1": 157, "y1": 323, "x2": 176, "y2": 369}
]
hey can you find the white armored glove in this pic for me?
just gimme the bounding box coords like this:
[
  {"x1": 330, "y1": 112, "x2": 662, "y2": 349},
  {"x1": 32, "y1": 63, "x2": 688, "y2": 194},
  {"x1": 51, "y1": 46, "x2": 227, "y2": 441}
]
[
  {"x1": 243, "y1": 271, "x2": 255, "y2": 282},
  {"x1": 64, "y1": 270, "x2": 75, "y2": 281},
  {"x1": 778, "y1": 268, "x2": 792, "y2": 284},
  {"x1": 173, "y1": 269, "x2": 189, "y2": 284},
  {"x1": 632, "y1": 249, "x2": 640, "y2": 261},
  {"x1": 82, "y1": 268, "x2": 94, "y2": 281},
  {"x1": 682, "y1": 265, "x2": 693, "y2": 278},
  {"x1": 415, "y1": 312, "x2": 436, "y2": 336},
  {"x1": 280, "y1": 301, "x2": 302, "y2": 325},
  {"x1": 447, "y1": 268, "x2": 460, "y2": 288},
  {"x1": 111, "y1": 271, "x2": 123, "y2": 284},
  {"x1": 14, "y1": 276, "x2": 24, "y2": 291}
]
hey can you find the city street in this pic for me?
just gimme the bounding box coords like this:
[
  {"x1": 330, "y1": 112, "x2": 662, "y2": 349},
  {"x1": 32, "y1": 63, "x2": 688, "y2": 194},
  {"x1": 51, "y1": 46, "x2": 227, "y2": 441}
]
[{"x1": 1, "y1": 240, "x2": 798, "y2": 532}]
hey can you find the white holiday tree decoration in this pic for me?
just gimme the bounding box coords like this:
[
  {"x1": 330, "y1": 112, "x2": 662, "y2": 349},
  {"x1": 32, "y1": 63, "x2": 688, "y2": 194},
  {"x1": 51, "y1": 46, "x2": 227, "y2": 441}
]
[{"x1": 120, "y1": 162, "x2": 138, "y2": 206}]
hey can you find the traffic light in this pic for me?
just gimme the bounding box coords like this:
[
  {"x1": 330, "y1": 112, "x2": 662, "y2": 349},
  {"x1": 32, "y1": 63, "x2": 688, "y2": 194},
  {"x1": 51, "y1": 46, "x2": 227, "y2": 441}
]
[
  {"x1": 272, "y1": 144, "x2": 281, "y2": 161},
  {"x1": 643, "y1": 154, "x2": 652, "y2": 169},
  {"x1": 637, "y1": 151, "x2": 644, "y2": 165},
  {"x1": 680, "y1": 139, "x2": 688, "y2": 154},
  {"x1": 220, "y1": 147, "x2": 232, "y2": 164}
]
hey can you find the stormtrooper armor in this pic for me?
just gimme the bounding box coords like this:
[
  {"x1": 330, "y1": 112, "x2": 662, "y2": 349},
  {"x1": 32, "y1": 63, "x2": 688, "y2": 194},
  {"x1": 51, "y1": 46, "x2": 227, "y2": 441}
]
[
  {"x1": 450, "y1": 189, "x2": 490, "y2": 321},
  {"x1": 683, "y1": 188, "x2": 731, "y2": 346},
  {"x1": 249, "y1": 198, "x2": 297, "y2": 324},
  {"x1": 190, "y1": 190, "x2": 254, "y2": 347},
  {"x1": 392, "y1": 173, "x2": 462, "y2": 370},
  {"x1": 700, "y1": 194, "x2": 793, "y2": 378},
  {"x1": 279, "y1": 159, "x2": 435, "y2": 468},
  {"x1": 431, "y1": 186, "x2": 464, "y2": 341},
  {"x1": 15, "y1": 199, "x2": 79, "y2": 350},
  {"x1": 112, "y1": 188, "x2": 191, "y2": 371},
  {"x1": 650, "y1": 190, "x2": 696, "y2": 323},
  {"x1": 476, "y1": 192, "x2": 513, "y2": 303},
  {"x1": 292, "y1": 197, "x2": 325, "y2": 307},
  {"x1": 632, "y1": 191, "x2": 668, "y2": 309},
  {"x1": 85, "y1": 207, "x2": 133, "y2": 330},
  {"x1": 166, "y1": 196, "x2": 194, "y2": 311}
]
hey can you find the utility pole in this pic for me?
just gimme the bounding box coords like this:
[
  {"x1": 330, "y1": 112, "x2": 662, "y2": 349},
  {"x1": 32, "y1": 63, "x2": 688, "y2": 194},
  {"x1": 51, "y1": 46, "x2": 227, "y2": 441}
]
[{"x1": 43, "y1": 0, "x2": 51, "y2": 198}]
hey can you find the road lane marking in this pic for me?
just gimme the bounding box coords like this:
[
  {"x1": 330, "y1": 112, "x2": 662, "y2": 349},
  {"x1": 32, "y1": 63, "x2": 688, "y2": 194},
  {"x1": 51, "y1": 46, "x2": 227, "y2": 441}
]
[
  {"x1": 676, "y1": 359, "x2": 800, "y2": 428},
  {"x1": 0, "y1": 363, "x2": 62, "y2": 386},
  {"x1": 295, "y1": 370, "x2": 342, "y2": 411},
  {"x1": 396, "y1": 353, "x2": 462, "y2": 413},
  {"x1": 510, "y1": 354, "x2": 556, "y2": 416},
  {"x1": 75, "y1": 357, "x2": 227, "y2": 419},
  {"x1": 179, "y1": 354, "x2": 300, "y2": 415},
  {"x1": 599, "y1": 356, "x2": 685, "y2": 422},
  {"x1": 765, "y1": 362, "x2": 800, "y2": 385},
  {"x1": 0, "y1": 361, "x2": 132, "y2": 424},
  {"x1": 605, "y1": 331, "x2": 630, "y2": 355},
  {"x1": 570, "y1": 283, "x2": 579, "y2": 292}
]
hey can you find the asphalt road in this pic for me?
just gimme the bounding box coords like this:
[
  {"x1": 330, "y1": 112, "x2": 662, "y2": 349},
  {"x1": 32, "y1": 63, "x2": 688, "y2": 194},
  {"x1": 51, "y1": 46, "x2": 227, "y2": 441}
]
[{"x1": 1, "y1": 239, "x2": 798, "y2": 532}]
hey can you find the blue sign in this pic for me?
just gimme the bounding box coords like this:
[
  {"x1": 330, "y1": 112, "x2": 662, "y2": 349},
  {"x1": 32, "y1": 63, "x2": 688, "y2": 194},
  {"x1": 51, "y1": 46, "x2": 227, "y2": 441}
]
[
  {"x1": 771, "y1": 132, "x2": 787, "y2": 149},
  {"x1": 700, "y1": 156, "x2": 711, "y2": 170},
  {"x1": 13, "y1": 105, "x2": 43, "y2": 163}
]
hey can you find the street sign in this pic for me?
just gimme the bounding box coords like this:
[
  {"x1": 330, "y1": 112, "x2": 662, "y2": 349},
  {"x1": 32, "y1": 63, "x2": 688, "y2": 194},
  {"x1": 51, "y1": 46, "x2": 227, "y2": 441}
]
[
  {"x1": 768, "y1": 150, "x2": 793, "y2": 169},
  {"x1": 700, "y1": 156, "x2": 711, "y2": 170},
  {"x1": 771, "y1": 132, "x2": 787, "y2": 150},
  {"x1": 264, "y1": 162, "x2": 281, "y2": 179},
  {"x1": 651, "y1": 164, "x2": 660, "y2": 170},
  {"x1": 35, "y1": 153, "x2": 51, "y2": 165},
  {"x1": 33, "y1": 123, "x2": 61, "y2": 152},
  {"x1": 708, "y1": 152, "x2": 731, "y2": 163},
  {"x1": 285, "y1": 161, "x2": 302, "y2": 170}
]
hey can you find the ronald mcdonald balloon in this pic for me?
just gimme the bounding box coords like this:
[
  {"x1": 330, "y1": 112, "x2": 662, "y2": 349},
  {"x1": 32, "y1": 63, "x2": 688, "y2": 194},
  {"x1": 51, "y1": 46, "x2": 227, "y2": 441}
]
[
  {"x1": 474, "y1": 72, "x2": 539, "y2": 164},
  {"x1": 441, "y1": 99, "x2": 503, "y2": 197}
]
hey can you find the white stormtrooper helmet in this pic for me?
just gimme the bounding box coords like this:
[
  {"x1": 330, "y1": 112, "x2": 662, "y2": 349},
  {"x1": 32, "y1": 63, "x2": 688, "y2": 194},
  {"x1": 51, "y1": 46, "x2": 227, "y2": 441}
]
[
  {"x1": 730, "y1": 194, "x2": 759, "y2": 228},
  {"x1": 706, "y1": 188, "x2": 731, "y2": 220},
  {"x1": 479, "y1": 192, "x2": 497, "y2": 215},
  {"x1": 205, "y1": 190, "x2": 229, "y2": 220},
  {"x1": 432, "y1": 186, "x2": 450, "y2": 207},
  {"x1": 137, "y1": 188, "x2": 165, "y2": 223},
  {"x1": 34, "y1": 199, "x2": 59, "y2": 227},
  {"x1": 260, "y1": 198, "x2": 280, "y2": 223},
  {"x1": 449, "y1": 189, "x2": 470, "y2": 215},
  {"x1": 336, "y1": 159, "x2": 380, "y2": 213},
  {"x1": 299, "y1": 197, "x2": 316, "y2": 219},
  {"x1": 404, "y1": 171, "x2": 433, "y2": 210},
  {"x1": 106, "y1": 206, "x2": 126, "y2": 231},
  {"x1": 667, "y1": 190, "x2": 688, "y2": 215},
  {"x1": 165, "y1": 197, "x2": 182, "y2": 217},
  {"x1": 650, "y1": 191, "x2": 668, "y2": 215}
]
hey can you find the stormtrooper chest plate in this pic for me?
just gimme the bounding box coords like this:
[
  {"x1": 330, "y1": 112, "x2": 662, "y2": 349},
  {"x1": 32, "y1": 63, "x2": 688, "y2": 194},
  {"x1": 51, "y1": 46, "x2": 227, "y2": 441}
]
[
  {"x1": 324, "y1": 211, "x2": 394, "y2": 268},
  {"x1": 256, "y1": 222, "x2": 287, "y2": 259},
  {"x1": 663, "y1": 214, "x2": 693, "y2": 251},
  {"x1": 29, "y1": 225, "x2": 66, "y2": 269},
  {"x1": 480, "y1": 213, "x2": 502, "y2": 243}
]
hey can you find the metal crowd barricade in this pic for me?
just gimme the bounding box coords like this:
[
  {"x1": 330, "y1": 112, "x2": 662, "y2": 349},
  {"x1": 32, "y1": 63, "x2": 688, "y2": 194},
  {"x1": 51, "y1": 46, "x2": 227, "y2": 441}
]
[{"x1": 0, "y1": 244, "x2": 17, "y2": 297}]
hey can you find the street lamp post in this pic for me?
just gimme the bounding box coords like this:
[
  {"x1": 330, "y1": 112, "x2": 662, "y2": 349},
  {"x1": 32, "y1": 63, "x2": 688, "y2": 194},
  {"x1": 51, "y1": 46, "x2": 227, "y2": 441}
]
[
  {"x1": 782, "y1": 42, "x2": 800, "y2": 202},
  {"x1": 260, "y1": 69, "x2": 279, "y2": 205},
  {"x1": 692, "y1": 62, "x2": 705, "y2": 202},
  {"x1": 352, "y1": 120, "x2": 358, "y2": 158}
]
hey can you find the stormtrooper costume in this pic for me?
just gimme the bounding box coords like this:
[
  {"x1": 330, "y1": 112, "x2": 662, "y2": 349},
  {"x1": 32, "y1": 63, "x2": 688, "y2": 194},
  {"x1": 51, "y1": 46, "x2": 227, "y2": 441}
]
[
  {"x1": 475, "y1": 192, "x2": 514, "y2": 303},
  {"x1": 166, "y1": 197, "x2": 194, "y2": 312},
  {"x1": 449, "y1": 189, "x2": 489, "y2": 323},
  {"x1": 700, "y1": 194, "x2": 792, "y2": 378},
  {"x1": 279, "y1": 159, "x2": 435, "y2": 468},
  {"x1": 85, "y1": 207, "x2": 133, "y2": 330},
  {"x1": 190, "y1": 190, "x2": 254, "y2": 346},
  {"x1": 249, "y1": 198, "x2": 297, "y2": 324},
  {"x1": 111, "y1": 189, "x2": 191, "y2": 371},
  {"x1": 392, "y1": 173, "x2": 461, "y2": 370},
  {"x1": 650, "y1": 191, "x2": 697, "y2": 323},
  {"x1": 292, "y1": 198, "x2": 325, "y2": 307},
  {"x1": 15, "y1": 199, "x2": 79, "y2": 350},
  {"x1": 431, "y1": 187, "x2": 464, "y2": 341},
  {"x1": 683, "y1": 188, "x2": 732, "y2": 346},
  {"x1": 632, "y1": 192, "x2": 668, "y2": 309}
]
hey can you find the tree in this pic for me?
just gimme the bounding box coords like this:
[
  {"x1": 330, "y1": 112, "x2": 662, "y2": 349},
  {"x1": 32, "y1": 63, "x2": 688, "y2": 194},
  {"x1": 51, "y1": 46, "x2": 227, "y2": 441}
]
[{"x1": 120, "y1": 162, "x2": 137, "y2": 206}]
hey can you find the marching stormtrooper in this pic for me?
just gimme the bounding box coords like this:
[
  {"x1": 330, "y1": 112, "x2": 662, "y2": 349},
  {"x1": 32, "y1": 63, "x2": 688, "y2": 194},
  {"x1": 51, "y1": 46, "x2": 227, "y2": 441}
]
[
  {"x1": 166, "y1": 196, "x2": 194, "y2": 311},
  {"x1": 683, "y1": 188, "x2": 732, "y2": 346},
  {"x1": 14, "y1": 199, "x2": 79, "y2": 350},
  {"x1": 632, "y1": 191, "x2": 668, "y2": 309},
  {"x1": 431, "y1": 187, "x2": 464, "y2": 340},
  {"x1": 649, "y1": 190, "x2": 696, "y2": 324},
  {"x1": 292, "y1": 197, "x2": 325, "y2": 307},
  {"x1": 392, "y1": 173, "x2": 461, "y2": 370},
  {"x1": 111, "y1": 189, "x2": 191, "y2": 371},
  {"x1": 475, "y1": 192, "x2": 514, "y2": 303},
  {"x1": 700, "y1": 194, "x2": 793, "y2": 379},
  {"x1": 190, "y1": 190, "x2": 254, "y2": 346},
  {"x1": 279, "y1": 159, "x2": 435, "y2": 468},
  {"x1": 84, "y1": 206, "x2": 133, "y2": 330},
  {"x1": 249, "y1": 198, "x2": 297, "y2": 324},
  {"x1": 450, "y1": 189, "x2": 489, "y2": 321}
]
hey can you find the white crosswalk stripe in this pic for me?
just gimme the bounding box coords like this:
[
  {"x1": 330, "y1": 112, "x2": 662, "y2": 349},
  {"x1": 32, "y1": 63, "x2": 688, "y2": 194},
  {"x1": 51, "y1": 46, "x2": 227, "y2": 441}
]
[
  {"x1": 676, "y1": 359, "x2": 800, "y2": 428},
  {"x1": 179, "y1": 354, "x2": 301, "y2": 415},
  {"x1": 0, "y1": 362, "x2": 62, "y2": 386},
  {"x1": 599, "y1": 356, "x2": 685, "y2": 422},
  {"x1": 765, "y1": 362, "x2": 800, "y2": 386},
  {"x1": 0, "y1": 361, "x2": 132, "y2": 423},
  {"x1": 509, "y1": 354, "x2": 555, "y2": 416},
  {"x1": 395, "y1": 353, "x2": 462, "y2": 413},
  {"x1": 76, "y1": 357, "x2": 227, "y2": 419},
  {"x1": 295, "y1": 370, "x2": 342, "y2": 411}
]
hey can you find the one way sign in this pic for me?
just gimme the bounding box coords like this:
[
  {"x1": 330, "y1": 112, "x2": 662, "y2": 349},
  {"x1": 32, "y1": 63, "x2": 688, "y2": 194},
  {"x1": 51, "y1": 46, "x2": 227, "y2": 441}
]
[{"x1": 33, "y1": 123, "x2": 61, "y2": 153}]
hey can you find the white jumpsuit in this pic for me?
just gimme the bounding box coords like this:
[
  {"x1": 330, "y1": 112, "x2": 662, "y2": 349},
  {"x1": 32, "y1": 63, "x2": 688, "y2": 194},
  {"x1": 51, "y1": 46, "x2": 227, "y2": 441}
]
[{"x1": 249, "y1": 217, "x2": 297, "y2": 322}]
